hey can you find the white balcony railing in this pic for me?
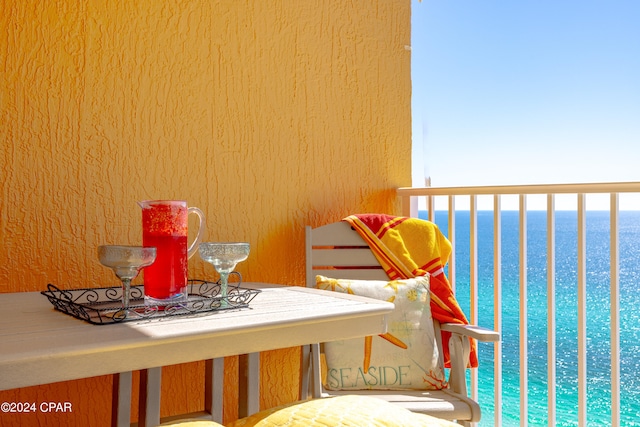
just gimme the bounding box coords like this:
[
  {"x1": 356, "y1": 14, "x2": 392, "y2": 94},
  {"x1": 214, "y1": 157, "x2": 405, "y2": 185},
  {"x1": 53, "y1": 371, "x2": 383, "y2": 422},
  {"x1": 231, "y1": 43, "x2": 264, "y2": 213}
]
[{"x1": 398, "y1": 182, "x2": 640, "y2": 427}]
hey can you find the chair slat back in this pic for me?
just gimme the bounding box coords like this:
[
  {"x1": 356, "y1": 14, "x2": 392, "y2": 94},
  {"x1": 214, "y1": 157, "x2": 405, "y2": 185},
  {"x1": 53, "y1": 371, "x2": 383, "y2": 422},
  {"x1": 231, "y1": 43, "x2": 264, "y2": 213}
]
[{"x1": 305, "y1": 222, "x2": 388, "y2": 288}]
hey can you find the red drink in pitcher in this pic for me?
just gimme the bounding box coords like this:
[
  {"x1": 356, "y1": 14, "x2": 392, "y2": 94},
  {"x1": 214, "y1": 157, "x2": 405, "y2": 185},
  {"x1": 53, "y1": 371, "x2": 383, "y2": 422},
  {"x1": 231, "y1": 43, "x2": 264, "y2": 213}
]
[{"x1": 139, "y1": 200, "x2": 205, "y2": 306}]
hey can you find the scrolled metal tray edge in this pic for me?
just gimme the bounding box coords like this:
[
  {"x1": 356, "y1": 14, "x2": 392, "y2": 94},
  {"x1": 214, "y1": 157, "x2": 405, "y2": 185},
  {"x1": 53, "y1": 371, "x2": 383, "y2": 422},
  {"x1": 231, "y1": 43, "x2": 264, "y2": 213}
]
[{"x1": 40, "y1": 279, "x2": 260, "y2": 325}]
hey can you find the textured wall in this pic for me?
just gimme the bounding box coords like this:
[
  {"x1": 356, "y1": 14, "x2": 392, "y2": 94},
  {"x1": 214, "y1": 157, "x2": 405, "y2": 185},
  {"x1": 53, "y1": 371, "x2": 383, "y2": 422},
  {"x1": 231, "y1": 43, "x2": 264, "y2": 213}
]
[{"x1": 0, "y1": 0, "x2": 411, "y2": 425}]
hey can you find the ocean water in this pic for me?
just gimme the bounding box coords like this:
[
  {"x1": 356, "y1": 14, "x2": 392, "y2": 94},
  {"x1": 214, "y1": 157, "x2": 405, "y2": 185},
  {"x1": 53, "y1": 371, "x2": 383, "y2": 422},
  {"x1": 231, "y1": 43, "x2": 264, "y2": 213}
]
[{"x1": 420, "y1": 210, "x2": 640, "y2": 427}]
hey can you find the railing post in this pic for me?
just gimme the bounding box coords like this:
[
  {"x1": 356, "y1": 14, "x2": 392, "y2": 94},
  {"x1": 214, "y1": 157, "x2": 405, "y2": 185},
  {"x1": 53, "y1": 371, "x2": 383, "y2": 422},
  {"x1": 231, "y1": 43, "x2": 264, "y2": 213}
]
[
  {"x1": 577, "y1": 194, "x2": 587, "y2": 427},
  {"x1": 401, "y1": 194, "x2": 412, "y2": 217},
  {"x1": 610, "y1": 194, "x2": 621, "y2": 427},
  {"x1": 448, "y1": 196, "x2": 456, "y2": 291},
  {"x1": 493, "y1": 196, "x2": 503, "y2": 427},
  {"x1": 546, "y1": 194, "x2": 557, "y2": 427},
  {"x1": 469, "y1": 195, "x2": 479, "y2": 400},
  {"x1": 518, "y1": 195, "x2": 528, "y2": 427}
]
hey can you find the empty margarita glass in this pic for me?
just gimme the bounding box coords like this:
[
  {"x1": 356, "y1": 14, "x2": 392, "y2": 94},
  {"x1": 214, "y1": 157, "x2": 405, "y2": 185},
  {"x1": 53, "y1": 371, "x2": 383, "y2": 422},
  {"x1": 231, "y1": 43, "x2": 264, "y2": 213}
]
[
  {"x1": 199, "y1": 242, "x2": 250, "y2": 307},
  {"x1": 98, "y1": 245, "x2": 157, "y2": 315}
]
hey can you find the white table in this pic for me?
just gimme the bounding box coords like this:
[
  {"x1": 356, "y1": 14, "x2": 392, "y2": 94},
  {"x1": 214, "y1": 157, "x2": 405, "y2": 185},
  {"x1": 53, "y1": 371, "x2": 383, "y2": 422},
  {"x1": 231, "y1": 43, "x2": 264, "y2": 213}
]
[{"x1": 0, "y1": 282, "x2": 393, "y2": 426}]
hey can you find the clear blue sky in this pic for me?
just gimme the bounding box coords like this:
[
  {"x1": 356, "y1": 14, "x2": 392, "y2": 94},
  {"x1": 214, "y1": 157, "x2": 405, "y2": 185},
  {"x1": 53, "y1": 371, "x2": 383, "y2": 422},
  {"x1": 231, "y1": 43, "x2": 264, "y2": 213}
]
[{"x1": 411, "y1": 0, "x2": 640, "y2": 190}]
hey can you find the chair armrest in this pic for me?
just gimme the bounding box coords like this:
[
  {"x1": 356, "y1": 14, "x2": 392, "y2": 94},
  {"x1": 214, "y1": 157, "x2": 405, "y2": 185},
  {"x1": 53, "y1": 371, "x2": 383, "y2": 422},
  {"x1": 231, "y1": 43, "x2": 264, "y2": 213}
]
[
  {"x1": 441, "y1": 323, "x2": 500, "y2": 397},
  {"x1": 440, "y1": 323, "x2": 500, "y2": 342}
]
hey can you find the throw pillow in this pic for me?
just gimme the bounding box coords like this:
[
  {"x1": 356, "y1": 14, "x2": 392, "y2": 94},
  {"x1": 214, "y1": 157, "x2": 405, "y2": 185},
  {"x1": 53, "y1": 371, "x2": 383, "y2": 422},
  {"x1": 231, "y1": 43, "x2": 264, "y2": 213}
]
[{"x1": 315, "y1": 275, "x2": 445, "y2": 391}]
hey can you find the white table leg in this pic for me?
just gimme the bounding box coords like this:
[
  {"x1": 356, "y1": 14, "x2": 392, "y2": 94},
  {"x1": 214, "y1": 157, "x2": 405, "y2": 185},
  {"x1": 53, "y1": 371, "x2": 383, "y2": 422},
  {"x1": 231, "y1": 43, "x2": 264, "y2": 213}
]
[
  {"x1": 139, "y1": 367, "x2": 162, "y2": 427},
  {"x1": 299, "y1": 345, "x2": 311, "y2": 400},
  {"x1": 238, "y1": 353, "x2": 260, "y2": 418},
  {"x1": 111, "y1": 372, "x2": 132, "y2": 427},
  {"x1": 205, "y1": 358, "x2": 224, "y2": 423}
]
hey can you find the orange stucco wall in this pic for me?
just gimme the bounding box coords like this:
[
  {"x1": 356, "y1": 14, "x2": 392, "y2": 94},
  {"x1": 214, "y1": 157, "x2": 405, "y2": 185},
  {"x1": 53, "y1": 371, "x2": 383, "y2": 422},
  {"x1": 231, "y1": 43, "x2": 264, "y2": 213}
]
[{"x1": 0, "y1": 1, "x2": 411, "y2": 425}]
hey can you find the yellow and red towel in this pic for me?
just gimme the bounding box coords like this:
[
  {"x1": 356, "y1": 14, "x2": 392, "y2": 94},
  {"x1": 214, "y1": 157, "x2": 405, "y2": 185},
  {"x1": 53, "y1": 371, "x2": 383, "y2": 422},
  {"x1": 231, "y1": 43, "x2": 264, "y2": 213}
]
[{"x1": 343, "y1": 214, "x2": 478, "y2": 368}]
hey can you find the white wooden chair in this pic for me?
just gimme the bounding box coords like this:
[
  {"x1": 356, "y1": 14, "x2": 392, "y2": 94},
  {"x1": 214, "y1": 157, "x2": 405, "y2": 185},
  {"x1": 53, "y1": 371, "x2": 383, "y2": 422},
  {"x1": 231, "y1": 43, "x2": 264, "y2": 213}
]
[{"x1": 301, "y1": 221, "x2": 500, "y2": 426}]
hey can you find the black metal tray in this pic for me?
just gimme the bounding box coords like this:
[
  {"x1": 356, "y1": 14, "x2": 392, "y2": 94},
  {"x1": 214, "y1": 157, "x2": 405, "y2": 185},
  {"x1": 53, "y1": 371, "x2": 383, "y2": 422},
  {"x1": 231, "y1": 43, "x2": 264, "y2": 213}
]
[{"x1": 41, "y1": 279, "x2": 260, "y2": 325}]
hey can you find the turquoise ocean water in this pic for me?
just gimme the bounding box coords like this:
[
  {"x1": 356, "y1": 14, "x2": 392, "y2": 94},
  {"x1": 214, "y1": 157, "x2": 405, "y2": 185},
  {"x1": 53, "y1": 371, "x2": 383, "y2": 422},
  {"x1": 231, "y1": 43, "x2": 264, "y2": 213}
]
[{"x1": 420, "y1": 210, "x2": 640, "y2": 426}]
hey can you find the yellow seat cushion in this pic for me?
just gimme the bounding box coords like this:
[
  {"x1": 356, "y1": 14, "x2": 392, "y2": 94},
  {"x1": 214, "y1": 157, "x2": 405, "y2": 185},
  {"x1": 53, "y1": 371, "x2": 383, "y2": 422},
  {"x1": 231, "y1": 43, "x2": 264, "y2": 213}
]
[
  {"x1": 159, "y1": 420, "x2": 224, "y2": 427},
  {"x1": 227, "y1": 395, "x2": 460, "y2": 427}
]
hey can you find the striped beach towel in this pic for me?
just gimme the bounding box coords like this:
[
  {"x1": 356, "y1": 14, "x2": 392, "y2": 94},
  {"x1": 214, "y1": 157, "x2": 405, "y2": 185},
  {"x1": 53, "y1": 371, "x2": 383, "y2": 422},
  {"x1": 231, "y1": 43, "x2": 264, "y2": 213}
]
[{"x1": 343, "y1": 214, "x2": 478, "y2": 368}]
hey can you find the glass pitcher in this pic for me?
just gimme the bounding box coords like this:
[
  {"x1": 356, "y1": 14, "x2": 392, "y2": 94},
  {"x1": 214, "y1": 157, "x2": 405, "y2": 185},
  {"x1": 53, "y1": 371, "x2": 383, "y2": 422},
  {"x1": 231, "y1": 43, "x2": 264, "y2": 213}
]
[{"x1": 138, "y1": 200, "x2": 206, "y2": 306}]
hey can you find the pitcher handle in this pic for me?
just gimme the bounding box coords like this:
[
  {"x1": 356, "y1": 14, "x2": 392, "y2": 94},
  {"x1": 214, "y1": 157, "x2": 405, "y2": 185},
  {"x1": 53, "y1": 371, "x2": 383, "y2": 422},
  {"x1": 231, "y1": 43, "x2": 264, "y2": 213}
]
[{"x1": 186, "y1": 207, "x2": 206, "y2": 259}]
